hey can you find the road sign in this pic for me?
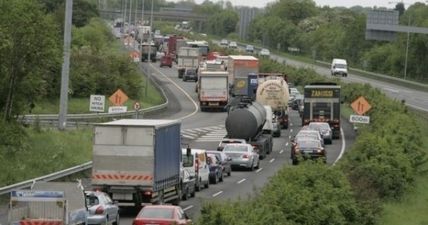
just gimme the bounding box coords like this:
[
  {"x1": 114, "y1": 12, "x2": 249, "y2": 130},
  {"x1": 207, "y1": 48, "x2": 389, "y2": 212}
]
[
  {"x1": 109, "y1": 89, "x2": 128, "y2": 106},
  {"x1": 89, "y1": 95, "x2": 105, "y2": 112},
  {"x1": 351, "y1": 96, "x2": 372, "y2": 115},
  {"x1": 350, "y1": 115, "x2": 370, "y2": 124},
  {"x1": 108, "y1": 106, "x2": 127, "y2": 114},
  {"x1": 133, "y1": 101, "x2": 141, "y2": 110}
]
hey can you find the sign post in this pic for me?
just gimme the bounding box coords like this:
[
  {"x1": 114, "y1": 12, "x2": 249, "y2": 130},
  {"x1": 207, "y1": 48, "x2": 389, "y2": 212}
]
[
  {"x1": 350, "y1": 96, "x2": 372, "y2": 125},
  {"x1": 134, "y1": 101, "x2": 141, "y2": 119}
]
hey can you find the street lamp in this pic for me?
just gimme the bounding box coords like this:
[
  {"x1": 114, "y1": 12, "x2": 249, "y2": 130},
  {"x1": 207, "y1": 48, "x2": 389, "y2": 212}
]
[{"x1": 145, "y1": 0, "x2": 154, "y2": 97}]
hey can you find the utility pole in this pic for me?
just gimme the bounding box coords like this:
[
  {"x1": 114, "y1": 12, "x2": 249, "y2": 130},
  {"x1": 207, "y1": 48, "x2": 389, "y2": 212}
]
[
  {"x1": 142, "y1": 0, "x2": 145, "y2": 25},
  {"x1": 58, "y1": 0, "x2": 73, "y2": 130},
  {"x1": 129, "y1": 0, "x2": 132, "y2": 27},
  {"x1": 145, "y1": 0, "x2": 154, "y2": 97},
  {"x1": 404, "y1": 15, "x2": 410, "y2": 80}
]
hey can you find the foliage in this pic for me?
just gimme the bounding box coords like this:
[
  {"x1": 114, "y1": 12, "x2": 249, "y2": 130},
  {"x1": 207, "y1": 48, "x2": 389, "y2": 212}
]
[
  {"x1": 0, "y1": 0, "x2": 61, "y2": 120},
  {"x1": 38, "y1": 0, "x2": 99, "y2": 27},
  {"x1": 194, "y1": 1, "x2": 239, "y2": 36}
]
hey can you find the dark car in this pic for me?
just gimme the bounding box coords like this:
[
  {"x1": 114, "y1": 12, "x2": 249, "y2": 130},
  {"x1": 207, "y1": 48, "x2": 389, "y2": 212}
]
[
  {"x1": 291, "y1": 94, "x2": 304, "y2": 110},
  {"x1": 207, "y1": 154, "x2": 223, "y2": 184},
  {"x1": 291, "y1": 138, "x2": 325, "y2": 165},
  {"x1": 183, "y1": 68, "x2": 198, "y2": 82},
  {"x1": 207, "y1": 151, "x2": 232, "y2": 177}
]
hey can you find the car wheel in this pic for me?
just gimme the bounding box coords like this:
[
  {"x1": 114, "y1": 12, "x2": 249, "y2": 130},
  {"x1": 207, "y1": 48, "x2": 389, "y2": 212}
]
[
  {"x1": 204, "y1": 180, "x2": 209, "y2": 188},
  {"x1": 255, "y1": 160, "x2": 260, "y2": 169},
  {"x1": 227, "y1": 168, "x2": 231, "y2": 176},
  {"x1": 249, "y1": 161, "x2": 254, "y2": 171},
  {"x1": 219, "y1": 172, "x2": 223, "y2": 182},
  {"x1": 182, "y1": 187, "x2": 188, "y2": 200},
  {"x1": 195, "y1": 179, "x2": 201, "y2": 191},
  {"x1": 112, "y1": 214, "x2": 119, "y2": 225},
  {"x1": 190, "y1": 188, "x2": 196, "y2": 197}
]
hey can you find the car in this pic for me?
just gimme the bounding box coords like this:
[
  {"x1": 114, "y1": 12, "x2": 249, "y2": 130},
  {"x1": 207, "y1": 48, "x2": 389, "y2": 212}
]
[
  {"x1": 308, "y1": 122, "x2": 333, "y2": 144},
  {"x1": 291, "y1": 94, "x2": 304, "y2": 110},
  {"x1": 245, "y1": 45, "x2": 254, "y2": 53},
  {"x1": 207, "y1": 154, "x2": 223, "y2": 184},
  {"x1": 222, "y1": 143, "x2": 259, "y2": 171},
  {"x1": 160, "y1": 54, "x2": 172, "y2": 68},
  {"x1": 183, "y1": 68, "x2": 198, "y2": 82},
  {"x1": 331, "y1": 58, "x2": 348, "y2": 77},
  {"x1": 259, "y1": 48, "x2": 270, "y2": 57},
  {"x1": 272, "y1": 115, "x2": 281, "y2": 137},
  {"x1": 181, "y1": 148, "x2": 210, "y2": 191},
  {"x1": 207, "y1": 150, "x2": 232, "y2": 177},
  {"x1": 217, "y1": 138, "x2": 247, "y2": 151},
  {"x1": 291, "y1": 138, "x2": 326, "y2": 165},
  {"x1": 228, "y1": 41, "x2": 238, "y2": 49},
  {"x1": 293, "y1": 129, "x2": 324, "y2": 147},
  {"x1": 133, "y1": 205, "x2": 192, "y2": 225},
  {"x1": 220, "y1": 39, "x2": 228, "y2": 46},
  {"x1": 288, "y1": 87, "x2": 300, "y2": 106},
  {"x1": 85, "y1": 191, "x2": 120, "y2": 225}
]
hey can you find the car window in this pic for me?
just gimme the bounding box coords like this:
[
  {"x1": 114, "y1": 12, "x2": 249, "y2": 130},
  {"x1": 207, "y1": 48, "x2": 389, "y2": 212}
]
[
  {"x1": 86, "y1": 195, "x2": 99, "y2": 206},
  {"x1": 298, "y1": 140, "x2": 321, "y2": 148},
  {"x1": 140, "y1": 208, "x2": 175, "y2": 219},
  {"x1": 103, "y1": 193, "x2": 113, "y2": 204},
  {"x1": 223, "y1": 145, "x2": 248, "y2": 152},
  {"x1": 182, "y1": 154, "x2": 194, "y2": 167}
]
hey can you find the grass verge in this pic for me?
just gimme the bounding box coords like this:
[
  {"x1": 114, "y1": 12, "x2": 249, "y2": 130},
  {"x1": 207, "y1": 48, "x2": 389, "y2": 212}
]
[{"x1": 378, "y1": 109, "x2": 428, "y2": 225}]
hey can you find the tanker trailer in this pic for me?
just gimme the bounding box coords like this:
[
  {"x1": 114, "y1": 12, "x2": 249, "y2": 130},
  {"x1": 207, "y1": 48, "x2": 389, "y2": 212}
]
[
  {"x1": 256, "y1": 77, "x2": 290, "y2": 129},
  {"x1": 225, "y1": 101, "x2": 273, "y2": 159}
]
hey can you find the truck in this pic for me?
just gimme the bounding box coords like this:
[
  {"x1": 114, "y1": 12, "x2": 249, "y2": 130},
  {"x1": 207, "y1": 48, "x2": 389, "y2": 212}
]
[
  {"x1": 198, "y1": 71, "x2": 229, "y2": 112},
  {"x1": 302, "y1": 82, "x2": 341, "y2": 139},
  {"x1": 136, "y1": 25, "x2": 151, "y2": 43},
  {"x1": 177, "y1": 47, "x2": 200, "y2": 78},
  {"x1": 256, "y1": 74, "x2": 290, "y2": 129},
  {"x1": 8, "y1": 182, "x2": 88, "y2": 225},
  {"x1": 225, "y1": 100, "x2": 273, "y2": 159},
  {"x1": 227, "y1": 55, "x2": 259, "y2": 87},
  {"x1": 167, "y1": 35, "x2": 184, "y2": 61},
  {"x1": 140, "y1": 42, "x2": 157, "y2": 62},
  {"x1": 91, "y1": 119, "x2": 182, "y2": 207}
]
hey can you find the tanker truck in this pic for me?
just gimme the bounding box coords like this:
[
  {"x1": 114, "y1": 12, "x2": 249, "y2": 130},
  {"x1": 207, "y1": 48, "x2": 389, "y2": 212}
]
[
  {"x1": 256, "y1": 74, "x2": 290, "y2": 129},
  {"x1": 225, "y1": 100, "x2": 273, "y2": 159}
]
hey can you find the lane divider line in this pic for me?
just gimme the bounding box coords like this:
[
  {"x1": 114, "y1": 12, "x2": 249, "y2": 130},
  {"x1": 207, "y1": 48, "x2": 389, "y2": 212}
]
[
  {"x1": 149, "y1": 63, "x2": 199, "y2": 120},
  {"x1": 212, "y1": 191, "x2": 223, "y2": 197},
  {"x1": 289, "y1": 135, "x2": 292, "y2": 139},
  {"x1": 237, "y1": 178, "x2": 246, "y2": 184},
  {"x1": 269, "y1": 158, "x2": 275, "y2": 163},
  {"x1": 183, "y1": 205, "x2": 194, "y2": 211},
  {"x1": 256, "y1": 168, "x2": 263, "y2": 173},
  {"x1": 333, "y1": 128, "x2": 346, "y2": 166},
  {"x1": 279, "y1": 150, "x2": 284, "y2": 154},
  {"x1": 290, "y1": 129, "x2": 293, "y2": 133},
  {"x1": 286, "y1": 142, "x2": 289, "y2": 146}
]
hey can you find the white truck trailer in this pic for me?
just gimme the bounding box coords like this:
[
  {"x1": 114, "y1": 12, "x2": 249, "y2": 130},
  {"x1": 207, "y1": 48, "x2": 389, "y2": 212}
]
[
  {"x1": 198, "y1": 71, "x2": 229, "y2": 111},
  {"x1": 177, "y1": 47, "x2": 200, "y2": 78}
]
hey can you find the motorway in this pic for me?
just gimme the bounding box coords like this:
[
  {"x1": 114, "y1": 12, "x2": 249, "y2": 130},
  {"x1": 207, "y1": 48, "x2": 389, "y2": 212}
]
[{"x1": 113, "y1": 60, "x2": 357, "y2": 224}]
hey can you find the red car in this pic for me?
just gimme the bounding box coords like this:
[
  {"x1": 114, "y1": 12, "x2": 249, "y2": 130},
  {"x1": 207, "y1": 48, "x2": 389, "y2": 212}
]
[
  {"x1": 133, "y1": 205, "x2": 192, "y2": 225},
  {"x1": 160, "y1": 54, "x2": 172, "y2": 68}
]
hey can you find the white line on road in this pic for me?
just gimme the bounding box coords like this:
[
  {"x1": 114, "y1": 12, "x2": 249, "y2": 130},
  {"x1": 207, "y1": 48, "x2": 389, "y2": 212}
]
[
  {"x1": 333, "y1": 128, "x2": 346, "y2": 166},
  {"x1": 285, "y1": 142, "x2": 289, "y2": 146},
  {"x1": 290, "y1": 123, "x2": 293, "y2": 127},
  {"x1": 183, "y1": 205, "x2": 194, "y2": 211},
  {"x1": 212, "y1": 191, "x2": 223, "y2": 197},
  {"x1": 290, "y1": 129, "x2": 293, "y2": 133},
  {"x1": 237, "y1": 178, "x2": 246, "y2": 184},
  {"x1": 256, "y1": 168, "x2": 263, "y2": 173},
  {"x1": 289, "y1": 135, "x2": 292, "y2": 139},
  {"x1": 269, "y1": 158, "x2": 275, "y2": 163},
  {"x1": 279, "y1": 150, "x2": 284, "y2": 154}
]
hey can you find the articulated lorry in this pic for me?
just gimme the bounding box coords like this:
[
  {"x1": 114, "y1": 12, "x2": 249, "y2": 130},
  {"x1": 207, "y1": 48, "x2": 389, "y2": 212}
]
[
  {"x1": 177, "y1": 47, "x2": 200, "y2": 78},
  {"x1": 198, "y1": 71, "x2": 229, "y2": 111},
  {"x1": 225, "y1": 100, "x2": 272, "y2": 159},
  {"x1": 256, "y1": 74, "x2": 290, "y2": 129},
  {"x1": 302, "y1": 83, "x2": 341, "y2": 139},
  {"x1": 140, "y1": 42, "x2": 157, "y2": 62},
  {"x1": 91, "y1": 119, "x2": 182, "y2": 207},
  {"x1": 8, "y1": 182, "x2": 88, "y2": 225}
]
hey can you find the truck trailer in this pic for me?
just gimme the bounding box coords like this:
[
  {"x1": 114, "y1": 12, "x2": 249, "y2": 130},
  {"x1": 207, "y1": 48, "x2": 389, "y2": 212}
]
[
  {"x1": 302, "y1": 83, "x2": 341, "y2": 139},
  {"x1": 91, "y1": 119, "x2": 182, "y2": 207},
  {"x1": 198, "y1": 71, "x2": 229, "y2": 111},
  {"x1": 177, "y1": 47, "x2": 200, "y2": 78}
]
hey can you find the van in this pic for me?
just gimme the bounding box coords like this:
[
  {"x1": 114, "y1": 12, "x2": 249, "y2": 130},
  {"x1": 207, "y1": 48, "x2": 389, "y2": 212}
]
[
  {"x1": 181, "y1": 148, "x2": 210, "y2": 191},
  {"x1": 331, "y1": 58, "x2": 348, "y2": 77}
]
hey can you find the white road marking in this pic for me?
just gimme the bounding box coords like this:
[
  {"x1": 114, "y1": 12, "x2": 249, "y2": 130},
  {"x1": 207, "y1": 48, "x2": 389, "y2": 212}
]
[
  {"x1": 256, "y1": 168, "x2": 263, "y2": 173},
  {"x1": 285, "y1": 142, "x2": 289, "y2": 146},
  {"x1": 150, "y1": 64, "x2": 199, "y2": 120},
  {"x1": 279, "y1": 150, "x2": 284, "y2": 154},
  {"x1": 212, "y1": 191, "x2": 223, "y2": 197},
  {"x1": 269, "y1": 158, "x2": 275, "y2": 163},
  {"x1": 289, "y1": 135, "x2": 292, "y2": 139},
  {"x1": 333, "y1": 128, "x2": 346, "y2": 166},
  {"x1": 183, "y1": 205, "x2": 194, "y2": 211},
  {"x1": 290, "y1": 123, "x2": 293, "y2": 126},
  {"x1": 237, "y1": 178, "x2": 246, "y2": 184},
  {"x1": 290, "y1": 129, "x2": 293, "y2": 133},
  {"x1": 181, "y1": 134, "x2": 196, "y2": 139}
]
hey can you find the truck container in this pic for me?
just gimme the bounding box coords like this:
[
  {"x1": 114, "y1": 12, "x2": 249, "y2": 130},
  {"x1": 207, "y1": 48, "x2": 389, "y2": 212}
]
[
  {"x1": 256, "y1": 74, "x2": 290, "y2": 129},
  {"x1": 225, "y1": 101, "x2": 272, "y2": 159},
  {"x1": 198, "y1": 71, "x2": 229, "y2": 111},
  {"x1": 8, "y1": 182, "x2": 88, "y2": 225},
  {"x1": 177, "y1": 47, "x2": 200, "y2": 78},
  {"x1": 303, "y1": 83, "x2": 341, "y2": 139},
  {"x1": 227, "y1": 55, "x2": 259, "y2": 86},
  {"x1": 140, "y1": 42, "x2": 157, "y2": 62},
  {"x1": 136, "y1": 26, "x2": 151, "y2": 43},
  {"x1": 167, "y1": 35, "x2": 183, "y2": 60},
  {"x1": 91, "y1": 119, "x2": 182, "y2": 207}
]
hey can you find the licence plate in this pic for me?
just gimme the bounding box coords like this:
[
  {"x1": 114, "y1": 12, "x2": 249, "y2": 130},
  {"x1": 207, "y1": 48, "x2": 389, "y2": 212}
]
[
  {"x1": 209, "y1": 102, "x2": 219, "y2": 106},
  {"x1": 113, "y1": 193, "x2": 133, "y2": 200}
]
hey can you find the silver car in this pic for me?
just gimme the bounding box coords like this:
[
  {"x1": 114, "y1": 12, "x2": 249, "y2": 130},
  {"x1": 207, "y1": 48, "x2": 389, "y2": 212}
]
[
  {"x1": 308, "y1": 122, "x2": 333, "y2": 144},
  {"x1": 295, "y1": 129, "x2": 324, "y2": 147},
  {"x1": 85, "y1": 191, "x2": 120, "y2": 225},
  {"x1": 223, "y1": 143, "x2": 260, "y2": 171}
]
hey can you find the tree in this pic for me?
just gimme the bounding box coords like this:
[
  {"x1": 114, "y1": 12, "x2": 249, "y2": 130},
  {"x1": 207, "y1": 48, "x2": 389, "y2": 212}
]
[
  {"x1": 395, "y1": 2, "x2": 405, "y2": 16},
  {"x1": 0, "y1": 0, "x2": 61, "y2": 120}
]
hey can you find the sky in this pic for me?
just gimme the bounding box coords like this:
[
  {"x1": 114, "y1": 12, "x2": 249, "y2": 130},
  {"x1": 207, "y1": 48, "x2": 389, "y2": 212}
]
[{"x1": 183, "y1": 0, "x2": 426, "y2": 9}]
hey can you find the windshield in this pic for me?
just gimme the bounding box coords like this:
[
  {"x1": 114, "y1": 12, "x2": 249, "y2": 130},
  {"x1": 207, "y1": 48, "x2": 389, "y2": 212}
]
[
  {"x1": 223, "y1": 145, "x2": 248, "y2": 152},
  {"x1": 298, "y1": 140, "x2": 321, "y2": 148},
  {"x1": 336, "y1": 64, "x2": 347, "y2": 69},
  {"x1": 182, "y1": 154, "x2": 194, "y2": 167},
  {"x1": 309, "y1": 123, "x2": 330, "y2": 130},
  {"x1": 140, "y1": 208, "x2": 174, "y2": 219},
  {"x1": 186, "y1": 69, "x2": 196, "y2": 75},
  {"x1": 201, "y1": 77, "x2": 227, "y2": 90}
]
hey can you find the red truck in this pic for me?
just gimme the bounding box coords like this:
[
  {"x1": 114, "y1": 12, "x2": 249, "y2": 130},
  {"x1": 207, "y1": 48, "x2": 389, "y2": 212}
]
[{"x1": 168, "y1": 35, "x2": 184, "y2": 62}]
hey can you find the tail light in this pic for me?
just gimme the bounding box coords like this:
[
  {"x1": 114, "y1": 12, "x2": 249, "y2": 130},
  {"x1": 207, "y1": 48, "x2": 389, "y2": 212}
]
[
  {"x1": 143, "y1": 190, "x2": 152, "y2": 196},
  {"x1": 195, "y1": 158, "x2": 200, "y2": 173},
  {"x1": 242, "y1": 154, "x2": 249, "y2": 159},
  {"x1": 95, "y1": 206, "x2": 104, "y2": 214}
]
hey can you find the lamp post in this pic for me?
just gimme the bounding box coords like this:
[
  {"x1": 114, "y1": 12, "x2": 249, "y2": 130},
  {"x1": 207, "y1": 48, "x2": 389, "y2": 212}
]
[
  {"x1": 145, "y1": 0, "x2": 154, "y2": 97},
  {"x1": 403, "y1": 15, "x2": 410, "y2": 80}
]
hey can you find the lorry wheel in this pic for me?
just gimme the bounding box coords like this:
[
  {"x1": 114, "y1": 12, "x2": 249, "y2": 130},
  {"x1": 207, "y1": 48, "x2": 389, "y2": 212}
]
[
  {"x1": 113, "y1": 214, "x2": 120, "y2": 225},
  {"x1": 190, "y1": 188, "x2": 196, "y2": 197},
  {"x1": 227, "y1": 169, "x2": 231, "y2": 177},
  {"x1": 204, "y1": 180, "x2": 209, "y2": 188}
]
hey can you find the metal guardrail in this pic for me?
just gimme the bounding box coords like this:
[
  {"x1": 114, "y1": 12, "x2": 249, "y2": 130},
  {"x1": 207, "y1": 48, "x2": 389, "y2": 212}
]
[{"x1": 0, "y1": 161, "x2": 92, "y2": 195}]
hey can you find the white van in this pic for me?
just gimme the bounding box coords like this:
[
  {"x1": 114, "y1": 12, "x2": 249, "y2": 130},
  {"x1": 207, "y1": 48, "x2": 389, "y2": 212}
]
[
  {"x1": 331, "y1": 58, "x2": 348, "y2": 77},
  {"x1": 181, "y1": 148, "x2": 210, "y2": 191},
  {"x1": 262, "y1": 105, "x2": 274, "y2": 134}
]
